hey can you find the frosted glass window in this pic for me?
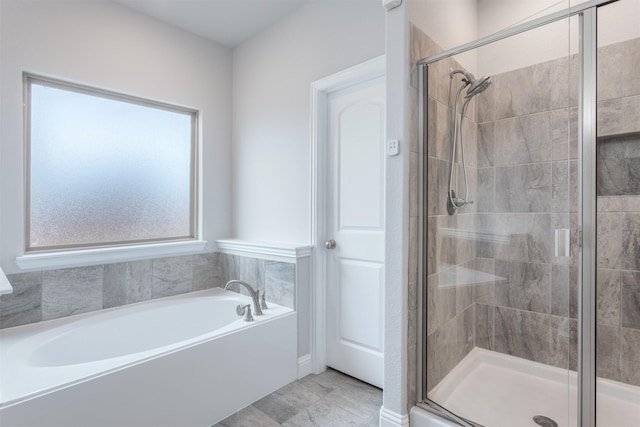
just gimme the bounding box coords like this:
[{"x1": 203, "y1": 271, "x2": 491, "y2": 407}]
[{"x1": 26, "y1": 76, "x2": 197, "y2": 251}]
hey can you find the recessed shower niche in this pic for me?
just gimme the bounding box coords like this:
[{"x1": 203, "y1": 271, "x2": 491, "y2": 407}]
[{"x1": 597, "y1": 132, "x2": 640, "y2": 196}]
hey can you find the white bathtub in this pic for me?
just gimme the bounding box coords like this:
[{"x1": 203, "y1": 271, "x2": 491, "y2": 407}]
[{"x1": 0, "y1": 288, "x2": 297, "y2": 426}]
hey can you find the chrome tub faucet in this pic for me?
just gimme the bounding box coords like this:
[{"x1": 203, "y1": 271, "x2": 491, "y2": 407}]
[{"x1": 224, "y1": 280, "x2": 264, "y2": 316}]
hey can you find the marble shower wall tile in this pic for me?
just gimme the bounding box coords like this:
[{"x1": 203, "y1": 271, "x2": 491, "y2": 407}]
[
  {"x1": 598, "y1": 196, "x2": 622, "y2": 212},
  {"x1": 495, "y1": 163, "x2": 552, "y2": 213},
  {"x1": 450, "y1": 213, "x2": 475, "y2": 266},
  {"x1": 597, "y1": 324, "x2": 621, "y2": 382},
  {"x1": 550, "y1": 264, "x2": 578, "y2": 319},
  {"x1": 426, "y1": 306, "x2": 473, "y2": 392},
  {"x1": 476, "y1": 82, "x2": 495, "y2": 124},
  {"x1": 472, "y1": 257, "x2": 495, "y2": 305},
  {"x1": 493, "y1": 112, "x2": 552, "y2": 165},
  {"x1": 436, "y1": 158, "x2": 451, "y2": 216},
  {"x1": 621, "y1": 270, "x2": 640, "y2": 329},
  {"x1": 622, "y1": 38, "x2": 640, "y2": 98},
  {"x1": 493, "y1": 213, "x2": 551, "y2": 264},
  {"x1": 597, "y1": 212, "x2": 622, "y2": 269},
  {"x1": 621, "y1": 213, "x2": 640, "y2": 271},
  {"x1": 494, "y1": 56, "x2": 571, "y2": 120},
  {"x1": 597, "y1": 95, "x2": 640, "y2": 137},
  {"x1": 477, "y1": 123, "x2": 494, "y2": 168},
  {"x1": 427, "y1": 157, "x2": 438, "y2": 217},
  {"x1": 477, "y1": 168, "x2": 495, "y2": 213},
  {"x1": 549, "y1": 316, "x2": 577, "y2": 370},
  {"x1": 597, "y1": 42, "x2": 624, "y2": 101},
  {"x1": 622, "y1": 195, "x2": 640, "y2": 212},
  {"x1": 550, "y1": 107, "x2": 579, "y2": 161},
  {"x1": 42, "y1": 266, "x2": 104, "y2": 321},
  {"x1": 551, "y1": 160, "x2": 578, "y2": 213},
  {"x1": 621, "y1": 327, "x2": 640, "y2": 386},
  {"x1": 0, "y1": 272, "x2": 43, "y2": 328},
  {"x1": 494, "y1": 260, "x2": 550, "y2": 314},
  {"x1": 596, "y1": 268, "x2": 621, "y2": 327},
  {"x1": 428, "y1": 97, "x2": 452, "y2": 161},
  {"x1": 494, "y1": 306, "x2": 551, "y2": 365},
  {"x1": 474, "y1": 303, "x2": 493, "y2": 350}
]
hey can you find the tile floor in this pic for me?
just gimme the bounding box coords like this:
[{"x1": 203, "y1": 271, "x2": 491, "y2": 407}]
[{"x1": 213, "y1": 368, "x2": 382, "y2": 427}]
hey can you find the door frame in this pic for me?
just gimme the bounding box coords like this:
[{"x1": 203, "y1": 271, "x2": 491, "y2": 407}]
[{"x1": 310, "y1": 55, "x2": 385, "y2": 374}]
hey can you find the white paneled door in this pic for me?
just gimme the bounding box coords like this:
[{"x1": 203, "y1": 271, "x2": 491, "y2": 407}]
[{"x1": 325, "y1": 75, "x2": 385, "y2": 388}]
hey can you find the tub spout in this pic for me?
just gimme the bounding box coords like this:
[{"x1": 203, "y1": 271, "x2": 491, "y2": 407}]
[{"x1": 224, "y1": 280, "x2": 263, "y2": 316}]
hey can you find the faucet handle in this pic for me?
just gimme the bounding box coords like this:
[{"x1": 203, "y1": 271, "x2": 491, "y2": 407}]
[
  {"x1": 260, "y1": 290, "x2": 268, "y2": 310},
  {"x1": 236, "y1": 304, "x2": 254, "y2": 322}
]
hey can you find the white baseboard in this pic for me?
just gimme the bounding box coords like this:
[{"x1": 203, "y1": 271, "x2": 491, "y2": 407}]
[
  {"x1": 380, "y1": 406, "x2": 410, "y2": 427},
  {"x1": 297, "y1": 354, "x2": 313, "y2": 379}
]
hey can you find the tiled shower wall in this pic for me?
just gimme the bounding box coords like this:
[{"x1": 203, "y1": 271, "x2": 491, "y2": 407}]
[
  {"x1": 0, "y1": 253, "x2": 295, "y2": 330},
  {"x1": 415, "y1": 23, "x2": 640, "y2": 395},
  {"x1": 471, "y1": 51, "x2": 579, "y2": 372},
  {"x1": 474, "y1": 37, "x2": 640, "y2": 387},
  {"x1": 410, "y1": 24, "x2": 479, "y2": 395}
]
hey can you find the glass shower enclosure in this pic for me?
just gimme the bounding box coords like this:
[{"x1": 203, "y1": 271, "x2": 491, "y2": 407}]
[{"x1": 416, "y1": 1, "x2": 640, "y2": 426}]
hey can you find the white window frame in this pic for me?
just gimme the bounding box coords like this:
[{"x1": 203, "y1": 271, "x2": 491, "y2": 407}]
[{"x1": 16, "y1": 74, "x2": 206, "y2": 271}]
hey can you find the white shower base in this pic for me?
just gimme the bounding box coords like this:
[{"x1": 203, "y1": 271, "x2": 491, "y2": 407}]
[{"x1": 420, "y1": 348, "x2": 640, "y2": 427}]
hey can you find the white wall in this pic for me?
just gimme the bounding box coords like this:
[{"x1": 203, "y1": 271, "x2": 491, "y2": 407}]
[
  {"x1": 0, "y1": 0, "x2": 232, "y2": 274},
  {"x1": 477, "y1": 0, "x2": 640, "y2": 77},
  {"x1": 408, "y1": 0, "x2": 478, "y2": 72},
  {"x1": 382, "y1": 3, "x2": 411, "y2": 425},
  {"x1": 477, "y1": 0, "x2": 578, "y2": 76},
  {"x1": 231, "y1": 0, "x2": 385, "y2": 244}
]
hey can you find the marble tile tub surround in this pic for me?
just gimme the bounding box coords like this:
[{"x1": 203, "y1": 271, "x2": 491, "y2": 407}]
[
  {"x1": 0, "y1": 252, "x2": 296, "y2": 330},
  {"x1": 220, "y1": 253, "x2": 295, "y2": 310}
]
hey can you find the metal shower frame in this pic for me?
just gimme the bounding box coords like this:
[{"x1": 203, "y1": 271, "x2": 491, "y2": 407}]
[{"x1": 416, "y1": 1, "x2": 619, "y2": 425}]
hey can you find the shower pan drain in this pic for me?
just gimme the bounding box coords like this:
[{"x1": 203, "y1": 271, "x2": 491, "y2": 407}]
[{"x1": 533, "y1": 415, "x2": 558, "y2": 427}]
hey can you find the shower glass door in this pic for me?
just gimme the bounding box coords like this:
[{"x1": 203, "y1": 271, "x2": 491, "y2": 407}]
[
  {"x1": 595, "y1": 1, "x2": 640, "y2": 424},
  {"x1": 421, "y1": 11, "x2": 578, "y2": 427}
]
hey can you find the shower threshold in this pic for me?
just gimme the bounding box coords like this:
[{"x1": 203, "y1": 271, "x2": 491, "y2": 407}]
[{"x1": 427, "y1": 348, "x2": 640, "y2": 427}]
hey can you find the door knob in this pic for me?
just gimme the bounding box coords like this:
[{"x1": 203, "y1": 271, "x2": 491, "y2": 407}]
[{"x1": 325, "y1": 239, "x2": 336, "y2": 250}]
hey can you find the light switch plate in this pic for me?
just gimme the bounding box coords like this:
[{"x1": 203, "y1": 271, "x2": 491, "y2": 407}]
[{"x1": 387, "y1": 140, "x2": 400, "y2": 156}]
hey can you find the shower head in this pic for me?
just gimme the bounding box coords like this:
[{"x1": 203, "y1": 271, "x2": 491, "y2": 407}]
[{"x1": 465, "y1": 75, "x2": 492, "y2": 98}]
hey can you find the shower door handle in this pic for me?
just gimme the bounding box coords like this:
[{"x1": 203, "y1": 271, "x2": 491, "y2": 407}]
[{"x1": 554, "y1": 228, "x2": 570, "y2": 257}]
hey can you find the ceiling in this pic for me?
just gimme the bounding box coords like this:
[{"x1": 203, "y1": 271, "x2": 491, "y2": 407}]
[{"x1": 115, "y1": 0, "x2": 310, "y2": 47}]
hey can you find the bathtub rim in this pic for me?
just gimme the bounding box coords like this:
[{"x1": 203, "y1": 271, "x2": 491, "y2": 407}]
[{"x1": 0, "y1": 287, "x2": 295, "y2": 407}]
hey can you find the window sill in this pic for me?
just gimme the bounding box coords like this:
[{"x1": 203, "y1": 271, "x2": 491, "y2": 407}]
[{"x1": 15, "y1": 240, "x2": 208, "y2": 271}]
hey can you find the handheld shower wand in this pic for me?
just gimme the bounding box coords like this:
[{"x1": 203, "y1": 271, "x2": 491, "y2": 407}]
[{"x1": 447, "y1": 69, "x2": 492, "y2": 215}]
